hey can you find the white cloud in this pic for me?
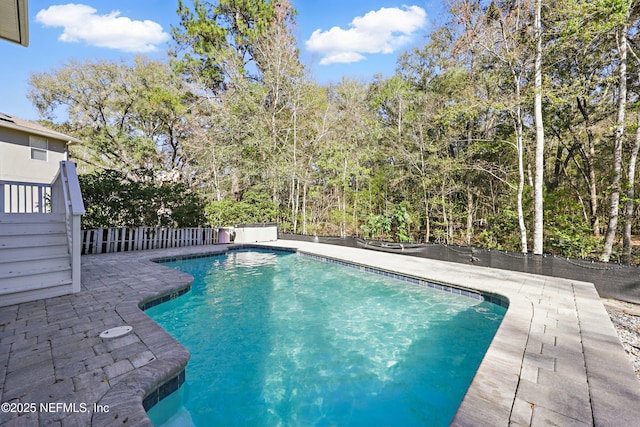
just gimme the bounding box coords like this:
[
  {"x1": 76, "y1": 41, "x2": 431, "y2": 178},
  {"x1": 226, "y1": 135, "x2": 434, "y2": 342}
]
[
  {"x1": 305, "y1": 6, "x2": 426, "y2": 65},
  {"x1": 36, "y1": 4, "x2": 170, "y2": 53}
]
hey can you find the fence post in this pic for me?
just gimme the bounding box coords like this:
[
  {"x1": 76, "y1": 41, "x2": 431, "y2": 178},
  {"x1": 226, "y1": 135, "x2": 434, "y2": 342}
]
[
  {"x1": 144, "y1": 227, "x2": 150, "y2": 250},
  {"x1": 89, "y1": 229, "x2": 95, "y2": 254},
  {"x1": 106, "y1": 228, "x2": 113, "y2": 253},
  {"x1": 138, "y1": 227, "x2": 143, "y2": 250},
  {"x1": 96, "y1": 228, "x2": 103, "y2": 254},
  {"x1": 126, "y1": 227, "x2": 132, "y2": 251},
  {"x1": 82, "y1": 229, "x2": 91, "y2": 255}
]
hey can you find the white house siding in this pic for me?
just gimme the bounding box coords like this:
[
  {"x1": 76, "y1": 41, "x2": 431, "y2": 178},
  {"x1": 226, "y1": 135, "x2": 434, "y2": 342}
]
[{"x1": 0, "y1": 127, "x2": 68, "y2": 184}]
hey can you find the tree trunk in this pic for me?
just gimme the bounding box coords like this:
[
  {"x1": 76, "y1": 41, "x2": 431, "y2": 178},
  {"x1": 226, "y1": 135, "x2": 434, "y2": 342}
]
[
  {"x1": 423, "y1": 182, "x2": 430, "y2": 243},
  {"x1": 293, "y1": 180, "x2": 300, "y2": 233},
  {"x1": 449, "y1": 205, "x2": 454, "y2": 242},
  {"x1": 515, "y1": 82, "x2": 528, "y2": 254},
  {"x1": 211, "y1": 156, "x2": 222, "y2": 201},
  {"x1": 231, "y1": 172, "x2": 240, "y2": 201},
  {"x1": 291, "y1": 108, "x2": 297, "y2": 233},
  {"x1": 441, "y1": 185, "x2": 450, "y2": 244},
  {"x1": 601, "y1": 25, "x2": 627, "y2": 262},
  {"x1": 622, "y1": 101, "x2": 640, "y2": 263},
  {"x1": 302, "y1": 180, "x2": 308, "y2": 235},
  {"x1": 352, "y1": 175, "x2": 359, "y2": 235},
  {"x1": 577, "y1": 96, "x2": 600, "y2": 236},
  {"x1": 342, "y1": 157, "x2": 348, "y2": 238},
  {"x1": 466, "y1": 186, "x2": 474, "y2": 246},
  {"x1": 533, "y1": 0, "x2": 545, "y2": 255}
]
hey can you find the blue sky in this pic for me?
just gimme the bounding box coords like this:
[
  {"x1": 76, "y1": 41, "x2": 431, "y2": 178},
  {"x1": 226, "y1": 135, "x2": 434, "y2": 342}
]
[{"x1": 0, "y1": 1, "x2": 447, "y2": 121}]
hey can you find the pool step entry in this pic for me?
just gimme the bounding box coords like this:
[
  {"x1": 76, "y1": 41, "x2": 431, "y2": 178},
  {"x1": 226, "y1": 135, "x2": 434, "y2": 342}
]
[{"x1": 0, "y1": 213, "x2": 73, "y2": 306}]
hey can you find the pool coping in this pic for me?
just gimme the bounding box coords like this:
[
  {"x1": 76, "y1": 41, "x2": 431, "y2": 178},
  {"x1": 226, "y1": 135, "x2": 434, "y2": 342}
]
[{"x1": 1, "y1": 240, "x2": 639, "y2": 426}]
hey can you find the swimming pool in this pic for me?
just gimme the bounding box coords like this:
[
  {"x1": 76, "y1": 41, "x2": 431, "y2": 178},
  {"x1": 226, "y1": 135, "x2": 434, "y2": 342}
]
[{"x1": 146, "y1": 249, "x2": 506, "y2": 426}]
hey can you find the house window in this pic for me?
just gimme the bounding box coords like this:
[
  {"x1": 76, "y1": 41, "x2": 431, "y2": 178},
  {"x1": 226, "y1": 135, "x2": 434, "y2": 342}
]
[{"x1": 29, "y1": 136, "x2": 48, "y2": 161}]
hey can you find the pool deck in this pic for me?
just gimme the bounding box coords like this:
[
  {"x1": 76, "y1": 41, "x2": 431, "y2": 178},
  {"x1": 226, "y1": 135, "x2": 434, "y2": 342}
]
[{"x1": 0, "y1": 240, "x2": 639, "y2": 426}]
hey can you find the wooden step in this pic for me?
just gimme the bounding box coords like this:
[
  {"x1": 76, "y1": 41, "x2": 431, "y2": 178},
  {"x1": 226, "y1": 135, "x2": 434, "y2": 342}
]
[
  {"x1": 0, "y1": 270, "x2": 72, "y2": 295},
  {"x1": 0, "y1": 278, "x2": 74, "y2": 306},
  {"x1": 0, "y1": 213, "x2": 65, "y2": 224},
  {"x1": 0, "y1": 221, "x2": 67, "y2": 236},
  {"x1": 0, "y1": 258, "x2": 71, "y2": 280},
  {"x1": 0, "y1": 233, "x2": 68, "y2": 249},
  {"x1": 0, "y1": 244, "x2": 69, "y2": 263}
]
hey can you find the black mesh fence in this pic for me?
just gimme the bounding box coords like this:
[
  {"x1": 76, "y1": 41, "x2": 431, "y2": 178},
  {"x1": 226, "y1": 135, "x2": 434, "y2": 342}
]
[{"x1": 280, "y1": 233, "x2": 640, "y2": 305}]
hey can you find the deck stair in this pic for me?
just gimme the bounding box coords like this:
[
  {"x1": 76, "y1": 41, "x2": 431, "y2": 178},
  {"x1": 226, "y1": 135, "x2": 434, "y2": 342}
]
[
  {"x1": 0, "y1": 213, "x2": 73, "y2": 306},
  {"x1": 0, "y1": 161, "x2": 85, "y2": 307}
]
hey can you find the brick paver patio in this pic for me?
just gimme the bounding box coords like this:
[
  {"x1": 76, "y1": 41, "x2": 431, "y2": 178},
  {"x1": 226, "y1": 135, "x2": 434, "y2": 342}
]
[{"x1": 0, "y1": 241, "x2": 638, "y2": 426}]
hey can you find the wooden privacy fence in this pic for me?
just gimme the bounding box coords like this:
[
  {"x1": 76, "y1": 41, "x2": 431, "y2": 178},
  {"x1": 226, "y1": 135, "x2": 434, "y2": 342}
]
[{"x1": 81, "y1": 227, "x2": 219, "y2": 255}]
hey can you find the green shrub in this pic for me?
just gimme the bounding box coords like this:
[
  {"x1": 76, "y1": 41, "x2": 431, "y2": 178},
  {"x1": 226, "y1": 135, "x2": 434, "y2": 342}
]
[
  {"x1": 482, "y1": 206, "x2": 523, "y2": 251},
  {"x1": 79, "y1": 170, "x2": 205, "y2": 228},
  {"x1": 360, "y1": 202, "x2": 412, "y2": 242},
  {"x1": 544, "y1": 193, "x2": 600, "y2": 259},
  {"x1": 204, "y1": 191, "x2": 277, "y2": 226},
  {"x1": 361, "y1": 214, "x2": 391, "y2": 240}
]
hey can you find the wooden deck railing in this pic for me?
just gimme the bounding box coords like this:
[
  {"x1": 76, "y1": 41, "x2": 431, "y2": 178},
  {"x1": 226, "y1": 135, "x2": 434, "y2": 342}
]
[{"x1": 0, "y1": 180, "x2": 52, "y2": 213}]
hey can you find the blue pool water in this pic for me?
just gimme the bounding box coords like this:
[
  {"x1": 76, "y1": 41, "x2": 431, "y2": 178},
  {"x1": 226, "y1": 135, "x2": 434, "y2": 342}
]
[{"x1": 146, "y1": 250, "x2": 505, "y2": 426}]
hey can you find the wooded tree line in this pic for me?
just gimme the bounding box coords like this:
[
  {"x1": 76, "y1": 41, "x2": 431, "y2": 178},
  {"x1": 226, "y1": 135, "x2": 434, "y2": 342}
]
[{"x1": 28, "y1": 0, "x2": 640, "y2": 263}]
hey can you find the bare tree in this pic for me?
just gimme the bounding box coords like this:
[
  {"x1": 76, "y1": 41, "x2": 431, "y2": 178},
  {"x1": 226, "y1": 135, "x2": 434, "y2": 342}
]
[
  {"x1": 602, "y1": 20, "x2": 628, "y2": 262},
  {"x1": 533, "y1": 0, "x2": 545, "y2": 254}
]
